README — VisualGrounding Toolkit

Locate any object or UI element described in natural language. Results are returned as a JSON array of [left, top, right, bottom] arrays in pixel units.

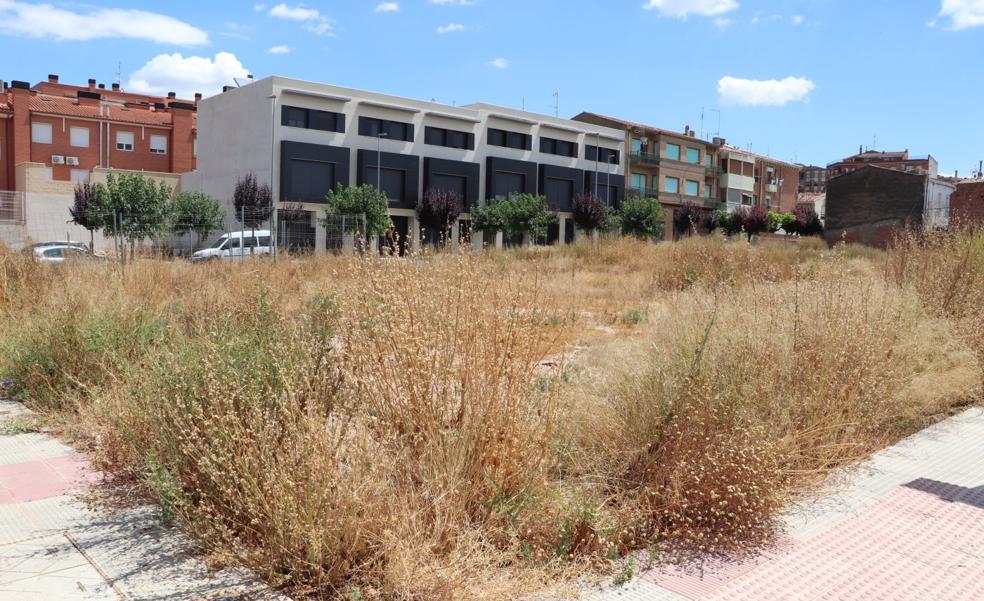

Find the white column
[[409, 216, 420, 253], [473, 230, 484, 251], [558, 216, 567, 245], [451, 221, 460, 253], [495, 231, 503, 250], [313, 211, 326, 255]]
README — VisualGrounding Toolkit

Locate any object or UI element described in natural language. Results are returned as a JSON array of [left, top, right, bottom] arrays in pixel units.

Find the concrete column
[[472, 230, 484, 251], [558, 216, 567, 244], [409, 215, 420, 253], [313, 212, 326, 255], [522, 232, 532, 247], [591, 229, 599, 244], [451, 221, 460, 253], [342, 232, 355, 254], [495, 231, 503, 250]]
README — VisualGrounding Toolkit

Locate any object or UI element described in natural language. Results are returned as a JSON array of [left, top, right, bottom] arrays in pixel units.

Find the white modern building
[[182, 76, 626, 253]]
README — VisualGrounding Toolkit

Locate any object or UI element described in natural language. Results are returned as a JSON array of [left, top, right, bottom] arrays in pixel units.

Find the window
[[282, 106, 308, 128], [765, 195, 772, 208], [665, 143, 680, 161], [766, 166, 776, 184], [705, 154, 712, 167], [32, 122, 52, 144], [685, 180, 699, 196], [665, 177, 680, 193], [705, 185, 713, 198], [741, 193, 753, 206], [424, 126, 475, 150], [630, 173, 647, 193], [70, 169, 89, 184], [652, 175, 659, 190], [492, 171, 525, 200], [358, 116, 413, 142], [224, 236, 241, 250], [539, 136, 577, 158], [150, 135, 167, 155], [488, 128, 531, 150], [116, 131, 134, 151], [631, 138, 642, 154], [585, 145, 620, 164], [70, 127, 89, 148], [686, 147, 700, 164]]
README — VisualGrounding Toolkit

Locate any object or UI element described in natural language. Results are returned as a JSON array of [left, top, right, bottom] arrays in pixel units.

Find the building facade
[[824, 165, 954, 248], [949, 181, 984, 225], [571, 112, 719, 236], [798, 164, 828, 193], [0, 75, 198, 193], [827, 149, 937, 180], [185, 76, 626, 252], [716, 143, 801, 213]]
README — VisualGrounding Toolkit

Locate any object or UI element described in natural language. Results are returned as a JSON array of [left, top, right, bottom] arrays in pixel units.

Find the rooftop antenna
[[233, 74, 255, 88], [700, 107, 705, 139], [115, 61, 122, 86], [522, 96, 525, 111], [553, 91, 558, 117], [710, 108, 721, 137], [872, 133, 877, 150]]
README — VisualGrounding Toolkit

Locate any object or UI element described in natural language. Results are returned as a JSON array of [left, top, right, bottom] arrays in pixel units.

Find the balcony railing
[[629, 151, 660, 165], [705, 165, 723, 177], [628, 186, 659, 199]]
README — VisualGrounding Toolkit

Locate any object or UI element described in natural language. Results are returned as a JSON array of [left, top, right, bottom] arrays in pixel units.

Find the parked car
[[26, 243, 104, 263], [191, 230, 272, 263]]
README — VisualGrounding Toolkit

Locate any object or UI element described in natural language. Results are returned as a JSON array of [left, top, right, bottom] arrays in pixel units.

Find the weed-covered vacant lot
[[1, 230, 982, 600]]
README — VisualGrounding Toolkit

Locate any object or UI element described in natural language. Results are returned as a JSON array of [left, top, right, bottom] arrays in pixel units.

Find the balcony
[[705, 164, 723, 177], [766, 183, 778, 193], [630, 151, 660, 165], [656, 192, 722, 209], [628, 186, 659, 199]]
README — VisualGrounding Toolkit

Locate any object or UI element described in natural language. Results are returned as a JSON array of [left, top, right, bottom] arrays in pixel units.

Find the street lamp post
[[267, 94, 277, 260], [606, 154, 617, 207], [594, 131, 600, 199]]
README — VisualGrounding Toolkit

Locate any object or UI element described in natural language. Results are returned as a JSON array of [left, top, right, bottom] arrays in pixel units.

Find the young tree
[[417, 188, 463, 246], [323, 184, 391, 239], [470, 200, 505, 244], [673, 202, 703, 238], [100, 172, 173, 260], [69, 182, 106, 251], [735, 205, 770, 241], [496, 193, 554, 243], [170, 191, 225, 248], [767, 210, 796, 234], [619, 196, 665, 240], [233, 172, 273, 228], [571, 192, 606, 232]]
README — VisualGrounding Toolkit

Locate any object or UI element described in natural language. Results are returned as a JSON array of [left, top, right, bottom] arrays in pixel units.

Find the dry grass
[[0, 232, 979, 599]]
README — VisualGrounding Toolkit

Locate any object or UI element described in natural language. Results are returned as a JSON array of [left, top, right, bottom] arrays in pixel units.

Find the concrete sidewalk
[[0, 398, 287, 601], [587, 407, 984, 601]]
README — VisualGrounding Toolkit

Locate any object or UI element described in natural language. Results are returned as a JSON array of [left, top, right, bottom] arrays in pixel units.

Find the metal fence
[[0, 191, 25, 224], [0, 205, 366, 261]]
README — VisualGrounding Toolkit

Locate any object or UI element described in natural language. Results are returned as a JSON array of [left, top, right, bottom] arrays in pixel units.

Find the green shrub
[[619, 197, 665, 240]]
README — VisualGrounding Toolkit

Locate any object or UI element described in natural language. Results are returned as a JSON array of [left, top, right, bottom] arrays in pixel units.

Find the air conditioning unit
[[51, 155, 65, 164], [65, 156, 79, 166]]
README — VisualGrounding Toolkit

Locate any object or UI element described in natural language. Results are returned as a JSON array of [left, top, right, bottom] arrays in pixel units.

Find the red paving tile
[[639, 485, 984, 600], [0, 453, 100, 504]]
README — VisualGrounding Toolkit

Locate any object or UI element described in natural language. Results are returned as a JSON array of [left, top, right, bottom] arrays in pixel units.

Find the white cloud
[[375, 2, 399, 12], [642, 0, 738, 18], [127, 52, 249, 99], [791, 14, 804, 25], [268, 3, 333, 35], [437, 22, 466, 33], [713, 17, 733, 30], [937, 0, 984, 30], [0, 0, 207, 45], [429, 0, 476, 5], [717, 76, 815, 107], [268, 45, 291, 54], [487, 58, 509, 69]]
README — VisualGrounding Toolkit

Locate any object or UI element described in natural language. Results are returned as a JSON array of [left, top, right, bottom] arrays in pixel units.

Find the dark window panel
[[282, 105, 308, 128], [493, 172, 524, 199], [285, 159, 335, 202], [359, 116, 383, 137], [310, 110, 345, 133], [488, 128, 506, 147]]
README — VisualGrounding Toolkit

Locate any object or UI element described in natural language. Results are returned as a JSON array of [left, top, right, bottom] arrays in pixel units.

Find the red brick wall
[[105, 123, 172, 174], [0, 118, 10, 191], [950, 182, 984, 225]]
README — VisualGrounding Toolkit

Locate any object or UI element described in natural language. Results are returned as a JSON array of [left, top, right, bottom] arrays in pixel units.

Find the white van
[[191, 230, 272, 263]]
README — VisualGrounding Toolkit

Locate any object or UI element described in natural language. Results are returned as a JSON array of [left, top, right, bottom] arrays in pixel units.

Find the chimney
[[194, 92, 202, 105], [112, 82, 120, 92], [9, 81, 32, 168], [223, 85, 234, 92], [47, 74, 59, 84], [88, 78, 96, 91], [167, 91, 176, 99], [98, 83, 105, 89], [77, 90, 101, 106], [169, 102, 196, 173]]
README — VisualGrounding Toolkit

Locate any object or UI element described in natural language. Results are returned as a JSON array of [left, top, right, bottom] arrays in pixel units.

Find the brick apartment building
[[716, 143, 801, 213], [827, 148, 937, 180], [0, 75, 198, 193], [571, 113, 721, 235], [798, 164, 828, 193]]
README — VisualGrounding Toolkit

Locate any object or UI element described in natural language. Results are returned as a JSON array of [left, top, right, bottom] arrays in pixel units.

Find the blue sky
[[1, 0, 982, 172]]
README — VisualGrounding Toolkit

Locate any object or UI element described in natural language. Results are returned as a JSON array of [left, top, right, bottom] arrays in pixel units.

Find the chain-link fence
[[0, 205, 366, 262]]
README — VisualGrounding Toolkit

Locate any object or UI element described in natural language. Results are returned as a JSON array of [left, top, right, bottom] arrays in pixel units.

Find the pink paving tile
[[701, 484, 984, 601], [0, 453, 100, 504], [641, 535, 798, 599]]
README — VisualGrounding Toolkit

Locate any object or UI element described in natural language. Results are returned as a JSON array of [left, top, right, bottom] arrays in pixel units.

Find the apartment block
[[798, 164, 828, 193], [0, 74, 198, 193], [827, 148, 937, 179], [186, 76, 626, 252], [571, 113, 720, 235], [717, 142, 801, 213]]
